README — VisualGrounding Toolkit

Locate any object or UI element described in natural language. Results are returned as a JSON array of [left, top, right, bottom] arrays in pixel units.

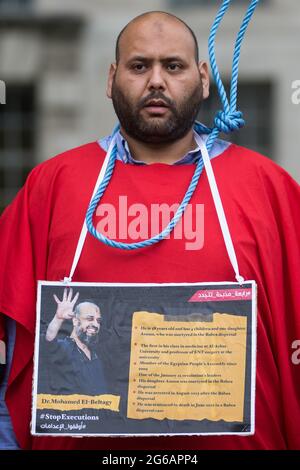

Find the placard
[[32, 281, 256, 437]]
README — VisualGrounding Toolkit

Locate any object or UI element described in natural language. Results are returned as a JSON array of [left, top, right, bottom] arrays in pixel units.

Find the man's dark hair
[[115, 11, 199, 63]]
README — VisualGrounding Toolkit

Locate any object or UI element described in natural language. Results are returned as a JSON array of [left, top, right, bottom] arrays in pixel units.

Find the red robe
[[0, 141, 300, 450]]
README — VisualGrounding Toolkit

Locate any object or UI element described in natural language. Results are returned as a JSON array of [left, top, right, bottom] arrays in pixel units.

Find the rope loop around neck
[[85, 1, 261, 251]]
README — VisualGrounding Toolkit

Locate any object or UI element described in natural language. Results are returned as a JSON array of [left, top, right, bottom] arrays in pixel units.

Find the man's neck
[[120, 128, 197, 165], [70, 332, 91, 360]]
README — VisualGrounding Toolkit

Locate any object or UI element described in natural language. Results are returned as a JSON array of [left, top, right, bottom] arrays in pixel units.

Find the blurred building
[[0, 0, 299, 212]]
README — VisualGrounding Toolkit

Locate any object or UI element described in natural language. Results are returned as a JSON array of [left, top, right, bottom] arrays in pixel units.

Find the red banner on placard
[[189, 288, 252, 302]]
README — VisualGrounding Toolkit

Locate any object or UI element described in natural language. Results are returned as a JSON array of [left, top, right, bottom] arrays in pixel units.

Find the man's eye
[[168, 63, 182, 71], [132, 63, 146, 71]]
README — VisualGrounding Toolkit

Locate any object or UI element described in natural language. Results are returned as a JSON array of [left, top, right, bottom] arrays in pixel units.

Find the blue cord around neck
[[86, 0, 260, 250]]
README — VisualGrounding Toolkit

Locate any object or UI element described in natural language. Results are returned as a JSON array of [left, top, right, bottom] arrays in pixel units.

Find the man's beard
[[76, 326, 99, 350], [111, 79, 203, 144]]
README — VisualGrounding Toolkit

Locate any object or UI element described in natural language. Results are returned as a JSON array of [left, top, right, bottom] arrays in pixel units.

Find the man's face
[[107, 15, 209, 144], [74, 303, 101, 349]]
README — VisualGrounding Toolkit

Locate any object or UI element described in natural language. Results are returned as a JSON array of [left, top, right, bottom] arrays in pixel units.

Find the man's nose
[[91, 319, 99, 328], [147, 65, 166, 91]]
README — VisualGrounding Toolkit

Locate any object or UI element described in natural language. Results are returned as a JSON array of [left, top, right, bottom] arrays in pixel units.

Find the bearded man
[[42, 289, 107, 396], [0, 11, 299, 450]]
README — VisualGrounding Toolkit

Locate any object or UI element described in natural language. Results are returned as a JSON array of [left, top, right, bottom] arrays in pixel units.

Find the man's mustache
[[138, 93, 175, 110], [86, 326, 99, 334]]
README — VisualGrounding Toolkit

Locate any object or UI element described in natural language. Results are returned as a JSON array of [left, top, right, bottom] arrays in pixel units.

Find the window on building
[[0, 84, 36, 213], [199, 81, 273, 158], [0, 0, 32, 10]]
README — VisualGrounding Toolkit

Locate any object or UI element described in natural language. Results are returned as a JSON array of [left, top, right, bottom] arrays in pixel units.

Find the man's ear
[[107, 63, 117, 99], [198, 61, 210, 100], [72, 316, 78, 327]]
